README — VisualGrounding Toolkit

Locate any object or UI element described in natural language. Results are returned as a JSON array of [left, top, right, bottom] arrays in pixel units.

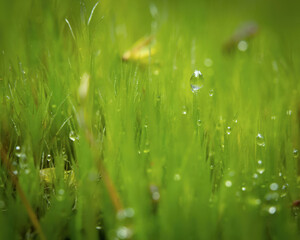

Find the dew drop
[[270, 183, 279, 191], [69, 131, 78, 142], [225, 180, 232, 188], [237, 40, 248, 52], [226, 126, 231, 135], [253, 173, 258, 179], [15, 146, 21, 157], [174, 174, 181, 181], [204, 58, 213, 67], [150, 185, 160, 201], [56, 189, 65, 201], [116, 226, 132, 239], [190, 70, 204, 93], [242, 187, 246, 191], [152, 191, 160, 201], [257, 160, 263, 165], [257, 167, 265, 174], [268, 206, 277, 214], [209, 89, 214, 97], [293, 149, 299, 158], [117, 208, 135, 220], [197, 119, 202, 127], [181, 105, 188, 115], [47, 154, 52, 162], [256, 133, 265, 147], [286, 110, 292, 116]]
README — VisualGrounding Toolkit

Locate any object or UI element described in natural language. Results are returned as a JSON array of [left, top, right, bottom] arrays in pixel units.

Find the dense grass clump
[[0, 0, 300, 239]]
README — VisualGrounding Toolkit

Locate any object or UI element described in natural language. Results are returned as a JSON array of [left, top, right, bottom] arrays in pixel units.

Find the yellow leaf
[[122, 35, 156, 62], [39, 168, 75, 186]]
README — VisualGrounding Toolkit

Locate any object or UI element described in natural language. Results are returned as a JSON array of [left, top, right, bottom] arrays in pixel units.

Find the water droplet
[[56, 189, 65, 201], [286, 110, 292, 116], [253, 173, 258, 179], [174, 174, 181, 181], [226, 126, 231, 135], [242, 187, 246, 191], [237, 40, 248, 52], [152, 191, 160, 201], [256, 133, 265, 147], [209, 89, 214, 97], [197, 119, 202, 127], [271, 115, 276, 120], [257, 167, 265, 174], [117, 208, 135, 220], [15, 146, 21, 157], [293, 149, 299, 158], [116, 226, 132, 239], [69, 131, 78, 142], [204, 58, 213, 67], [150, 185, 160, 201], [270, 183, 279, 191], [225, 180, 232, 188], [47, 154, 52, 162], [265, 192, 279, 201], [96, 226, 102, 230], [257, 160, 263, 165], [268, 206, 277, 214], [12, 170, 18, 176], [190, 70, 204, 93]]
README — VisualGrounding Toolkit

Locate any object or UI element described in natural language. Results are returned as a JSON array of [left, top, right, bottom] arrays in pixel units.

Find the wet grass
[[0, 0, 300, 239]]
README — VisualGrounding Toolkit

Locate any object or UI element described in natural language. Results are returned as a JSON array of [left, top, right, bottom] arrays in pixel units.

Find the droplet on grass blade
[[69, 131, 79, 142], [116, 226, 133, 239], [293, 149, 299, 158], [268, 206, 277, 214], [270, 183, 279, 191], [237, 40, 248, 52], [46, 154, 52, 162], [225, 180, 232, 187], [204, 58, 213, 67], [174, 174, 181, 181], [190, 70, 204, 93], [15, 146, 21, 157], [256, 133, 265, 147], [226, 126, 231, 135]]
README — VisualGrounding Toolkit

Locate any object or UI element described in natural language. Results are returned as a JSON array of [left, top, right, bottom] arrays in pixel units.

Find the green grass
[[1, 0, 300, 239]]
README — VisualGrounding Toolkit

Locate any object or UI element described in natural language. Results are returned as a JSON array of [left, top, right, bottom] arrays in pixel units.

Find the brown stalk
[[79, 107, 123, 212], [0, 148, 46, 240]]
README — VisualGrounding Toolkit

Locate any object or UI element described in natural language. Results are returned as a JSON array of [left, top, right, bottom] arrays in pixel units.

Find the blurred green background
[[0, 0, 300, 239]]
